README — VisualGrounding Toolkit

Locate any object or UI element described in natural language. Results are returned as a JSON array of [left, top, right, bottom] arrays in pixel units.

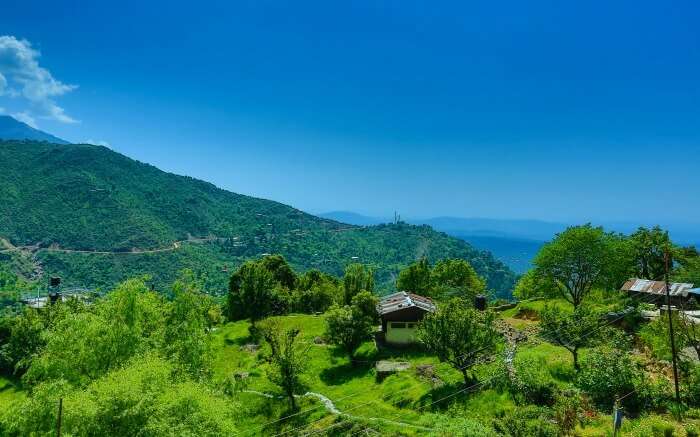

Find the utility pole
[[664, 248, 681, 416], [56, 397, 63, 437]]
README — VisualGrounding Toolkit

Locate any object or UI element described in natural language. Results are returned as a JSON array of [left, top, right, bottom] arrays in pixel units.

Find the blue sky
[[1, 0, 699, 224]]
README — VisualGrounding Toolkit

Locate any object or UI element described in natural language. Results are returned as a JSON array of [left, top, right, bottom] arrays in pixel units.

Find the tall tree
[[417, 298, 499, 385], [259, 320, 310, 411], [396, 257, 432, 296], [227, 261, 277, 324], [324, 291, 378, 362], [533, 224, 614, 308], [342, 264, 374, 305], [539, 305, 600, 371], [629, 226, 672, 280], [260, 255, 297, 290], [431, 258, 486, 301], [165, 270, 214, 379]]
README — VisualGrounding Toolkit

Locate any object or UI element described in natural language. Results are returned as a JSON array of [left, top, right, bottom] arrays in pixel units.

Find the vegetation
[[0, 140, 517, 296], [324, 291, 378, 361], [417, 298, 499, 385]]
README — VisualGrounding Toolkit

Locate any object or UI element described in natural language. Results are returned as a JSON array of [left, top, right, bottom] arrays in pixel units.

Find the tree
[[417, 298, 499, 385], [512, 270, 557, 301], [342, 264, 374, 305], [539, 305, 600, 371], [164, 271, 214, 379], [431, 259, 485, 301], [397, 257, 432, 296], [259, 320, 310, 411], [629, 226, 672, 280], [260, 254, 297, 290], [533, 225, 614, 309], [227, 261, 277, 324], [324, 291, 378, 362]]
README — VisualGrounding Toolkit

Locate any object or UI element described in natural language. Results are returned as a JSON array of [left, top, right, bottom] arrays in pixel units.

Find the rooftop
[[621, 278, 695, 297], [378, 291, 436, 316]]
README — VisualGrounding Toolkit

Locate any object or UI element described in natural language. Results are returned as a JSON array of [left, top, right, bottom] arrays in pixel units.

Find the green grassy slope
[[0, 140, 517, 295]]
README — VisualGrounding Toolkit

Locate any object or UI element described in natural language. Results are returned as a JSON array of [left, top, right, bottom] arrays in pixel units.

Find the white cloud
[[0, 35, 78, 126], [12, 111, 37, 128], [84, 139, 111, 147]]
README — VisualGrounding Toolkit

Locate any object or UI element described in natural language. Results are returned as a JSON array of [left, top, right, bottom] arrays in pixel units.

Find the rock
[[313, 336, 326, 345], [376, 360, 411, 381], [233, 371, 249, 380], [241, 343, 259, 353], [415, 364, 435, 378]]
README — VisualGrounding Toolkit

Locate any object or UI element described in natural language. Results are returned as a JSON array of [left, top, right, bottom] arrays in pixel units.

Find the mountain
[[0, 115, 68, 144], [0, 140, 517, 297]]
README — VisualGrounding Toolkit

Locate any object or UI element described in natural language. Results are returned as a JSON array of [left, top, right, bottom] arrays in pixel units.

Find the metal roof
[[377, 291, 436, 316], [621, 278, 695, 297]]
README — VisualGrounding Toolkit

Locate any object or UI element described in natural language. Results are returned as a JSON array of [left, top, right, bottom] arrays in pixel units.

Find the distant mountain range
[[0, 140, 517, 297], [0, 115, 68, 144], [319, 211, 700, 273]]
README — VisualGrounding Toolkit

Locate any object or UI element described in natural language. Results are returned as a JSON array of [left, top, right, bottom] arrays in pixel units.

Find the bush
[[553, 389, 587, 435], [429, 414, 498, 436], [492, 405, 558, 437], [511, 355, 558, 406], [685, 364, 700, 407], [576, 347, 637, 411]]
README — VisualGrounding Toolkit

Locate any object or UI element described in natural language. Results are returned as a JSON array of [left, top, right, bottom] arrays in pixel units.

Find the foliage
[[259, 319, 310, 410], [227, 260, 278, 323], [539, 304, 601, 371], [629, 226, 673, 280], [290, 270, 339, 313], [428, 414, 498, 436], [533, 224, 622, 308], [0, 140, 518, 296], [342, 263, 374, 305], [164, 270, 214, 379], [397, 257, 433, 296], [0, 355, 239, 436], [576, 346, 639, 411], [431, 258, 485, 301], [492, 405, 558, 437], [324, 291, 378, 360], [553, 389, 586, 436], [417, 298, 499, 385], [23, 279, 167, 387], [510, 355, 558, 405], [512, 270, 557, 301]]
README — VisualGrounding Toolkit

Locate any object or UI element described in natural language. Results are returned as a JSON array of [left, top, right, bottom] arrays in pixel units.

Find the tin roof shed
[[621, 278, 695, 297]]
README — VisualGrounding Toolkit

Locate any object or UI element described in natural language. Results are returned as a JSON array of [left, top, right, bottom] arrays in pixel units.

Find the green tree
[[259, 320, 310, 411], [512, 270, 558, 301], [227, 261, 277, 324], [417, 298, 499, 385], [324, 291, 379, 362], [260, 254, 297, 290], [342, 263, 374, 305], [533, 224, 615, 309], [630, 226, 672, 280], [164, 271, 214, 379], [539, 305, 600, 371], [431, 258, 485, 301], [397, 257, 433, 296]]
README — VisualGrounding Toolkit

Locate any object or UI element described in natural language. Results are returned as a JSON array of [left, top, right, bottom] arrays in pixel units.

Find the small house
[[377, 291, 436, 345], [621, 278, 695, 307]]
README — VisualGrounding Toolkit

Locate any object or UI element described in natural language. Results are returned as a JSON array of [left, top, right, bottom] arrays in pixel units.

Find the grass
[[0, 375, 26, 409], [211, 313, 497, 435]]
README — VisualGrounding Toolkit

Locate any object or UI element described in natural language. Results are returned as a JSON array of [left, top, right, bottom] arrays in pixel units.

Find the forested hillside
[[0, 140, 516, 295]]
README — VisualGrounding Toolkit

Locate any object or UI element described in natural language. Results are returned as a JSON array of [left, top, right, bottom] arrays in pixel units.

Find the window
[[407, 323, 415, 328], [391, 322, 406, 329]]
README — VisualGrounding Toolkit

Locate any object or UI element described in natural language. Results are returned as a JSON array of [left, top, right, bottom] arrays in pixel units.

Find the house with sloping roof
[[621, 278, 695, 306], [377, 291, 436, 345]]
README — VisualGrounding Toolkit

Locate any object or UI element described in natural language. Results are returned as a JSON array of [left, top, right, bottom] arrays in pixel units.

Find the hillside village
[[2, 221, 700, 436]]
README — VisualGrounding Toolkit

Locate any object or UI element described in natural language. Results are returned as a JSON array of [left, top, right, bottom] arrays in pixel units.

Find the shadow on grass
[[416, 380, 471, 412], [320, 362, 373, 385]]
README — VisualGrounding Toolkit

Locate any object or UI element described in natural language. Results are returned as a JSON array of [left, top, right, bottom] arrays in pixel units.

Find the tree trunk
[[572, 348, 579, 372], [461, 368, 474, 387], [288, 391, 297, 411]]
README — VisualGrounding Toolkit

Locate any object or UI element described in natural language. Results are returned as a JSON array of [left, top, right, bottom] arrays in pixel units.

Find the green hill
[[0, 140, 517, 296]]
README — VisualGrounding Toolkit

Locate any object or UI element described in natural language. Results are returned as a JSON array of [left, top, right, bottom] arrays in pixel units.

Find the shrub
[[429, 415, 498, 436], [492, 405, 558, 437], [576, 347, 638, 411], [553, 389, 586, 436], [511, 355, 558, 406]]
